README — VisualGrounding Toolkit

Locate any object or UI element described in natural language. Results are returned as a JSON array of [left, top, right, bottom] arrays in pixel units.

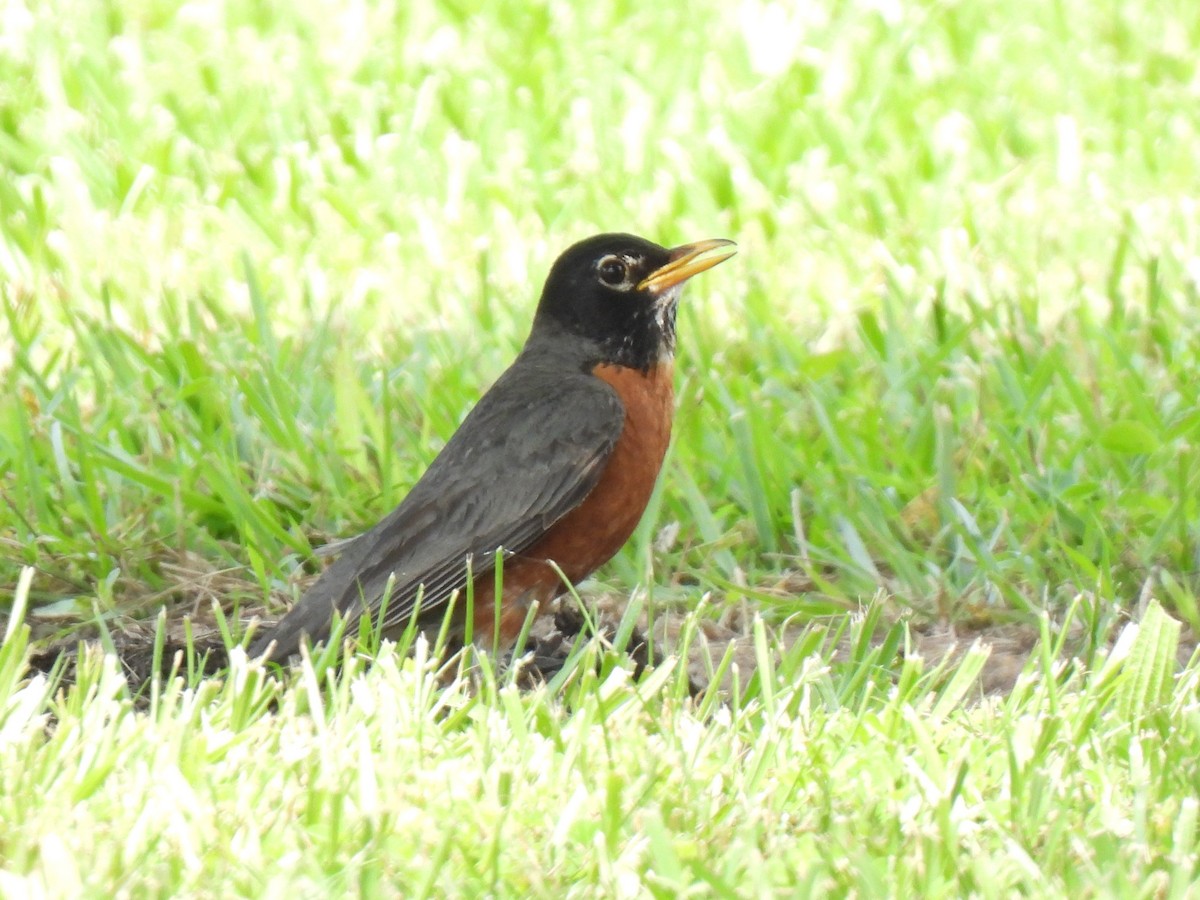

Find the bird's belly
[[470, 362, 674, 642], [533, 361, 674, 577]]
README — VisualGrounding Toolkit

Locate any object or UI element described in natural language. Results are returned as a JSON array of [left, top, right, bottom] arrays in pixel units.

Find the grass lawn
[[3, 0, 1200, 894]]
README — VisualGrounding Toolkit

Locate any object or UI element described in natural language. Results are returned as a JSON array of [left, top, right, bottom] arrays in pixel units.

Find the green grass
[[2, 578, 1198, 895], [3, 0, 1200, 893]]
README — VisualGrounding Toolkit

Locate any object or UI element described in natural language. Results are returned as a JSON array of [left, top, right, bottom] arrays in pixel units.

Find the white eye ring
[[596, 254, 633, 289]]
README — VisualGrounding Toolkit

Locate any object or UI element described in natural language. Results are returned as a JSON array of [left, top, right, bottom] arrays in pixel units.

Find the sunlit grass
[[2, 571, 1198, 895], [4, 0, 1200, 628]]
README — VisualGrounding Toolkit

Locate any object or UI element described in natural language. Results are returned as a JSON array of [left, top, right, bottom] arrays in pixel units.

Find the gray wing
[[251, 363, 624, 661]]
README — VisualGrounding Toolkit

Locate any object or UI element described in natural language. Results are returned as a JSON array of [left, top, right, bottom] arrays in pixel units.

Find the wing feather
[[252, 362, 623, 661]]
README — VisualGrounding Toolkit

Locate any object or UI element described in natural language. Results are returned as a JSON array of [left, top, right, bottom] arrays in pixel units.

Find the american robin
[[250, 233, 736, 663]]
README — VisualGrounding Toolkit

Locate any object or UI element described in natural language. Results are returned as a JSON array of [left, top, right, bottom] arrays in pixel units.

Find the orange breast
[[534, 361, 675, 578], [470, 361, 675, 643]]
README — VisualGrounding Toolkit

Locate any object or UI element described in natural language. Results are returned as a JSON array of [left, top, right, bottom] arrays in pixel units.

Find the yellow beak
[[637, 238, 737, 293]]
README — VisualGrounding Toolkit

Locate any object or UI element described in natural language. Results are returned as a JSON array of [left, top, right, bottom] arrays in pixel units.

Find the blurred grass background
[[2, 0, 1200, 636]]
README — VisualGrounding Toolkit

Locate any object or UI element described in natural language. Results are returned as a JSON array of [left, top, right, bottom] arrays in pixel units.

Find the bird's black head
[[532, 233, 736, 372]]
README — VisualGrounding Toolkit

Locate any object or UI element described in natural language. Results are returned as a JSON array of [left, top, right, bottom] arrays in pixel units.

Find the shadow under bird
[[250, 233, 736, 664]]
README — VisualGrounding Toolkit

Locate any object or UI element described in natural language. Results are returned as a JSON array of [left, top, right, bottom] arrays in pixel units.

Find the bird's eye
[[597, 255, 629, 287]]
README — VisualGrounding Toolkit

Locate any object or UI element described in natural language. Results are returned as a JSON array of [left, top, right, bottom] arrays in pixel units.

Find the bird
[[250, 232, 736, 664]]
